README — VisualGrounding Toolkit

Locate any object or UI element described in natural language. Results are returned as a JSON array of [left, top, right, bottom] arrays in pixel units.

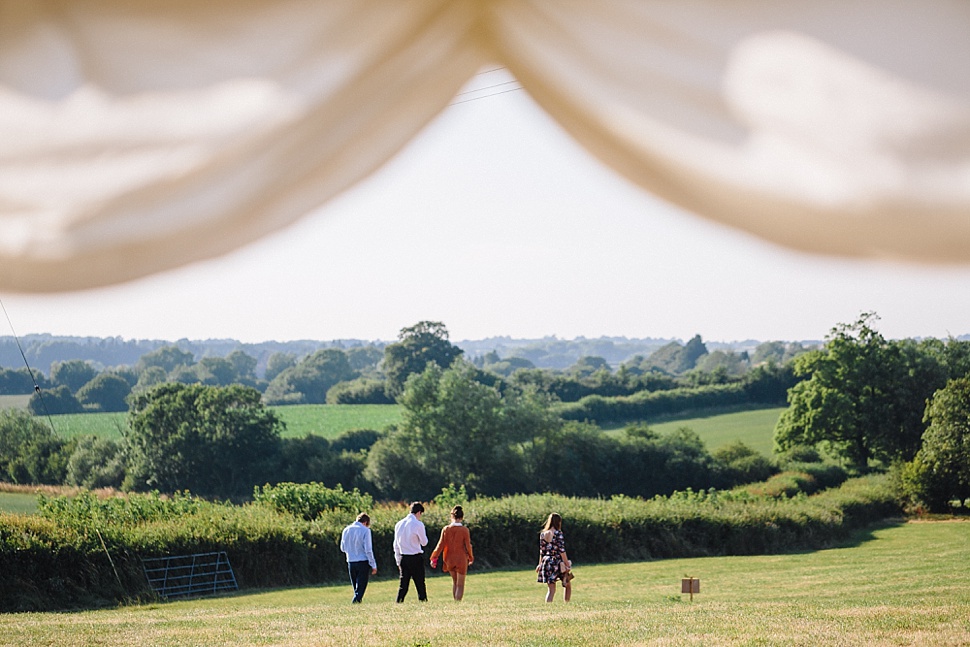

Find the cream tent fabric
[[1, 0, 969, 293]]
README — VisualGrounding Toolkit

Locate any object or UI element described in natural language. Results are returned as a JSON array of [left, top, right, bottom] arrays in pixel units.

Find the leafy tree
[[901, 377, 970, 511], [344, 346, 384, 373], [28, 385, 83, 415], [570, 356, 610, 377], [264, 352, 296, 382], [76, 373, 132, 412], [196, 356, 236, 386], [263, 349, 358, 405], [0, 367, 41, 394], [124, 383, 283, 496], [383, 321, 463, 397], [226, 350, 258, 386], [365, 360, 549, 498], [774, 313, 947, 469], [51, 360, 98, 393], [136, 345, 195, 374], [0, 409, 72, 484], [132, 366, 167, 393], [65, 436, 125, 489], [644, 335, 708, 374]]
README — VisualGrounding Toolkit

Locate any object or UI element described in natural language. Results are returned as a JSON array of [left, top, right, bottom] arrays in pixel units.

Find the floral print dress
[[536, 529, 567, 583]]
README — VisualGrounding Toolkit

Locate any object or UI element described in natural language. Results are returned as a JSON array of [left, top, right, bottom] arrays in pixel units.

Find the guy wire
[[0, 296, 58, 433]]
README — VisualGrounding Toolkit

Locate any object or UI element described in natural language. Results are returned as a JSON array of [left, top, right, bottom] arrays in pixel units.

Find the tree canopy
[[382, 321, 463, 397], [124, 383, 283, 496]]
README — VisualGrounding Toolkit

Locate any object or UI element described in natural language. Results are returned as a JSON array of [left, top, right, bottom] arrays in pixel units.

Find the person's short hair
[[410, 502, 425, 515], [356, 512, 370, 525]]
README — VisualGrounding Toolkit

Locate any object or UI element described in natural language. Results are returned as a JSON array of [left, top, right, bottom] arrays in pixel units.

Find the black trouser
[[348, 560, 371, 603], [397, 553, 426, 602]]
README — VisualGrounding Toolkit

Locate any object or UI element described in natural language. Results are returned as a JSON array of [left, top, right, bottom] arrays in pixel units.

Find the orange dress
[[430, 523, 474, 574]]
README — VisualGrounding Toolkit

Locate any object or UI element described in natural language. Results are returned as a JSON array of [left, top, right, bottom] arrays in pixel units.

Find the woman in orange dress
[[430, 505, 474, 601]]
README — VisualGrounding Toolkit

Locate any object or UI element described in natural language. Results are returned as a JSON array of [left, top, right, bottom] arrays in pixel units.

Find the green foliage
[[65, 436, 126, 489], [365, 361, 555, 498], [0, 474, 900, 612], [558, 383, 750, 424], [382, 321, 463, 398], [76, 373, 131, 412], [253, 482, 374, 520], [775, 313, 951, 469], [433, 483, 469, 509], [325, 378, 393, 404], [124, 383, 283, 497], [0, 409, 74, 484], [713, 441, 776, 484], [263, 349, 358, 405], [29, 385, 83, 415], [51, 360, 98, 393], [136, 345, 195, 374], [900, 377, 970, 511]]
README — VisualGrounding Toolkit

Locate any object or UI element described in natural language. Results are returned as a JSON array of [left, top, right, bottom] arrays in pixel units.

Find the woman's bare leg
[[546, 582, 556, 603], [563, 579, 571, 602], [453, 571, 466, 601]]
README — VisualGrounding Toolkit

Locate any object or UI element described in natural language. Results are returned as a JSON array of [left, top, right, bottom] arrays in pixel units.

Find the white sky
[[3, 71, 970, 346]]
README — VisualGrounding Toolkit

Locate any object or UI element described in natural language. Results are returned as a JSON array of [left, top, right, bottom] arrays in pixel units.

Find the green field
[[0, 492, 38, 515], [272, 404, 402, 439], [0, 520, 965, 646], [36, 404, 776, 453], [602, 406, 784, 456], [41, 404, 404, 442]]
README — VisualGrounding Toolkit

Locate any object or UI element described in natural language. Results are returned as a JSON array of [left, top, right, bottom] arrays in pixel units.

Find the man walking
[[340, 512, 377, 603], [393, 502, 428, 602]]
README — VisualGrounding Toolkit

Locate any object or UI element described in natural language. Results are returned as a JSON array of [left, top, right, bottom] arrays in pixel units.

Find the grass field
[[602, 406, 784, 456], [0, 492, 38, 515], [39, 404, 775, 454], [39, 404, 404, 442], [0, 520, 965, 646]]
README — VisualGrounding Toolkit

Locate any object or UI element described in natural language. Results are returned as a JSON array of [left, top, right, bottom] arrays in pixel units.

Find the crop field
[[39, 404, 404, 442], [0, 520, 966, 646]]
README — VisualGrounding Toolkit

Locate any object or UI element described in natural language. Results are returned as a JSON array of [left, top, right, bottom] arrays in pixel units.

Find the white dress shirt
[[393, 513, 428, 565]]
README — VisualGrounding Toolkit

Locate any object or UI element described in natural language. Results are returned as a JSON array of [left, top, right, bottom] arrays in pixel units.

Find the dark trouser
[[397, 553, 426, 602], [348, 560, 371, 603]]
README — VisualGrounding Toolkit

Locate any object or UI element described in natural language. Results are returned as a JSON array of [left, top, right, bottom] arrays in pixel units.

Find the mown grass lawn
[[2, 520, 966, 646]]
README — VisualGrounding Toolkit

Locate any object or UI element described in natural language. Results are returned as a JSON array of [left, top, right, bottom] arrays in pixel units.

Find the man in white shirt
[[393, 501, 429, 602], [340, 512, 377, 603]]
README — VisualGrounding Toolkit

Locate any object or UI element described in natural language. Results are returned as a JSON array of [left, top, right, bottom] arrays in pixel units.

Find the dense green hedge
[[0, 475, 900, 612], [556, 383, 751, 424]]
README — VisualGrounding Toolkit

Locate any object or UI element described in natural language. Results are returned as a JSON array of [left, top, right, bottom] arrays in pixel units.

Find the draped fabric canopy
[[2, 0, 969, 293]]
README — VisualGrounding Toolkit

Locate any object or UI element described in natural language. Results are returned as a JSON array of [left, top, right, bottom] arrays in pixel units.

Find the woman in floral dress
[[536, 512, 572, 602]]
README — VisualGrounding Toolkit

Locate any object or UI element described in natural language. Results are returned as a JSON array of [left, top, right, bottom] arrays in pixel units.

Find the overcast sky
[[3, 71, 970, 346]]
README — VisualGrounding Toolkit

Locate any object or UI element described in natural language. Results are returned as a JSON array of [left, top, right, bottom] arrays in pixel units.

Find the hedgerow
[[0, 474, 900, 612]]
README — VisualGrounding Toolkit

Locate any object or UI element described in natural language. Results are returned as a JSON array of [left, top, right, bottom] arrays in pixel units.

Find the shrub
[[253, 482, 374, 521]]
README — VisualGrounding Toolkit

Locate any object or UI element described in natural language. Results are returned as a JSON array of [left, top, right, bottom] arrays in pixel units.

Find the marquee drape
[[1, 0, 969, 292]]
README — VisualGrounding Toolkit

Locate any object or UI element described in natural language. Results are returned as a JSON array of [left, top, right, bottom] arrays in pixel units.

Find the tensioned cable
[[0, 296, 57, 432]]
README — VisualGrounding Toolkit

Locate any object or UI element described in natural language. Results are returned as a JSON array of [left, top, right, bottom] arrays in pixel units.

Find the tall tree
[[901, 376, 970, 511], [125, 383, 282, 496], [76, 373, 132, 412], [136, 345, 195, 374], [774, 313, 946, 469], [382, 321, 463, 397], [51, 360, 98, 393]]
